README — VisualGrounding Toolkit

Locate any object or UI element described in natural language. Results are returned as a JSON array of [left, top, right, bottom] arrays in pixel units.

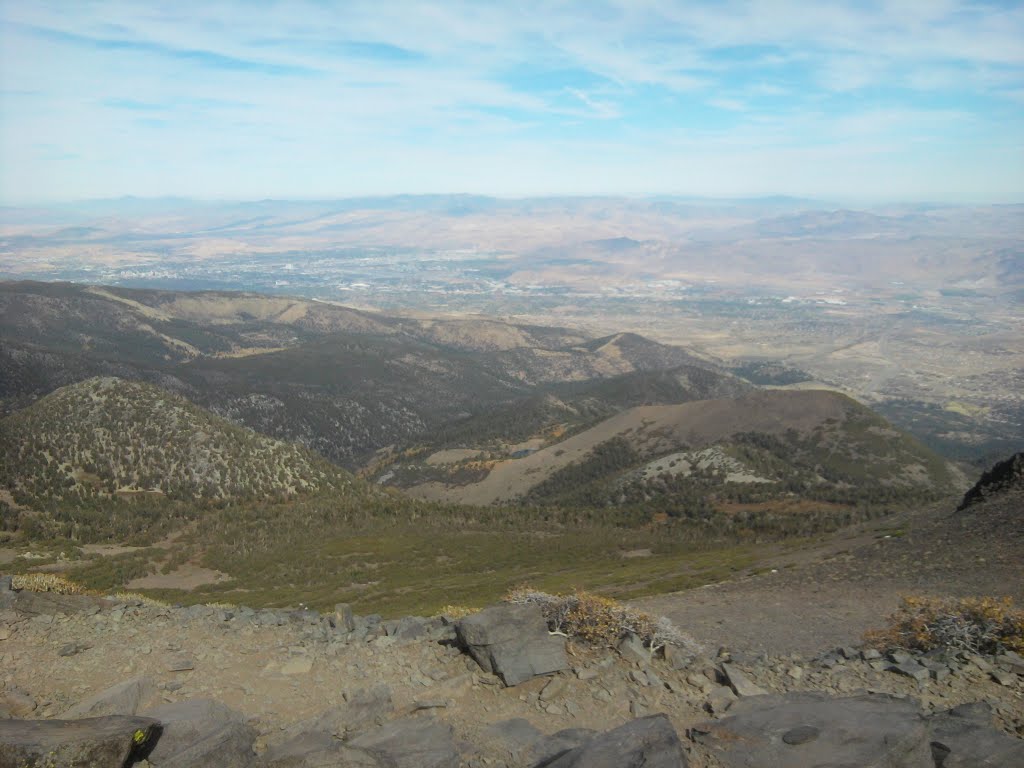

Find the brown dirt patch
[[126, 563, 229, 591]]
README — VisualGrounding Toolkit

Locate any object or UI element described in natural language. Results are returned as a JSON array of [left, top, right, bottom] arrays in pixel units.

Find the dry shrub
[[864, 595, 1024, 655], [504, 585, 701, 656], [11, 573, 90, 595], [436, 604, 477, 620]]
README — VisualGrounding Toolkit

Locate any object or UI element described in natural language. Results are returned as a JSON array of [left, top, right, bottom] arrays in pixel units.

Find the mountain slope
[[1, 281, 739, 466], [398, 390, 962, 508], [0, 376, 352, 508]]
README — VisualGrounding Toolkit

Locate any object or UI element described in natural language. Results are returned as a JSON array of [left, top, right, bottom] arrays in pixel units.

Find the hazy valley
[[3, 196, 1021, 464]]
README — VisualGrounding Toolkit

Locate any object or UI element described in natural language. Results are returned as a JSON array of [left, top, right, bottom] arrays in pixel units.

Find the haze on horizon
[[1, 1, 1023, 205]]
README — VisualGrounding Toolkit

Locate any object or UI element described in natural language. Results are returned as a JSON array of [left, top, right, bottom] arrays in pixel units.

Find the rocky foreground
[[1, 576, 1023, 768]]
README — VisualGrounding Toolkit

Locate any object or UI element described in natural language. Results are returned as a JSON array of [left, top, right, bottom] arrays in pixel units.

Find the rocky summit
[[957, 451, 1024, 511], [1, 578, 1022, 768]]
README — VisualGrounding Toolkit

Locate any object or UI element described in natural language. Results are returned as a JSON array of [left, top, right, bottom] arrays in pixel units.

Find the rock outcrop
[[456, 603, 570, 686], [538, 714, 686, 767], [958, 451, 1024, 510], [0, 715, 159, 768], [0, 582, 1022, 767], [692, 692, 1024, 768]]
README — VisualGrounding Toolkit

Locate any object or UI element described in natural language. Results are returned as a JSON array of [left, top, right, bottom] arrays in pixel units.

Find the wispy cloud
[[13, 22, 321, 77], [0, 1, 1021, 202]]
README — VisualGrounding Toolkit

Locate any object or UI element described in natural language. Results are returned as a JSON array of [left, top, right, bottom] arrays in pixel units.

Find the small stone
[[782, 725, 820, 745], [545, 703, 563, 716], [629, 669, 649, 687], [996, 651, 1024, 675], [687, 673, 711, 691], [58, 642, 87, 657], [413, 699, 449, 710], [787, 666, 804, 680], [861, 648, 882, 661], [891, 661, 929, 682], [617, 633, 649, 665], [964, 654, 993, 673], [281, 657, 313, 675], [888, 650, 913, 665], [662, 643, 693, 670], [990, 669, 1016, 687], [706, 685, 737, 714], [166, 656, 195, 672], [722, 663, 768, 697], [575, 667, 599, 681], [540, 676, 567, 702]]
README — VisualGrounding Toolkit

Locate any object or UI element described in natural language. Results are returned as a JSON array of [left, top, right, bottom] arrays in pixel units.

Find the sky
[[1, 1, 1022, 204]]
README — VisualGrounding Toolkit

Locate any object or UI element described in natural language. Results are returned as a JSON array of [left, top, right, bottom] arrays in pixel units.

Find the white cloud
[[1, 1, 1022, 202]]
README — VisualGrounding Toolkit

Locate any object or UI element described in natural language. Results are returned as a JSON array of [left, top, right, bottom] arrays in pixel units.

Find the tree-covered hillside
[[0, 376, 352, 507]]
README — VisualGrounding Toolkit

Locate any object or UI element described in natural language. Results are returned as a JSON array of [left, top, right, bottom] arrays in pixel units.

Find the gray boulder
[[0, 715, 159, 767], [691, 692, 933, 768], [280, 685, 393, 744], [528, 728, 599, 765], [386, 615, 450, 642], [142, 698, 256, 767], [0, 589, 109, 616], [456, 604, 569, 686], [534, 714, 686, 768], [482, 718, 545, 763], [721, 663, 767, 697], [63, 675, 153, 719], [333, 603, 356, 632], [928, 703, 1024, 767], [347, 716, 460, 768], [261, 736, 376, 768]]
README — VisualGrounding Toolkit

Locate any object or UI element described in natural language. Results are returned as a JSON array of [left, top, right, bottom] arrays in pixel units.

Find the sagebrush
[[504, 585, 702, 657], [11, 573, 90, 595], [864, 595, 1024, 655]]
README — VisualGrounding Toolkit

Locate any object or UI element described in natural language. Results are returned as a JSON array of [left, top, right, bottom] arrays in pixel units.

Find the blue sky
[[1, 1, 1022, 203]]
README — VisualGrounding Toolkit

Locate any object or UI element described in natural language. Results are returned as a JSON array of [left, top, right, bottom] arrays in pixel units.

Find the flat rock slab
[[457, 604, 568, 686], [691, 692, 933, 768], [348, 716, 460, 768], [929, 709, 1024, 767], [142, 698, 256, 768], [537, 714, 686, 768], [0, 590, 111, 616], [0, 715, 159, 768], [721, 663, 768, 697], [63, 675, 152, 719]]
